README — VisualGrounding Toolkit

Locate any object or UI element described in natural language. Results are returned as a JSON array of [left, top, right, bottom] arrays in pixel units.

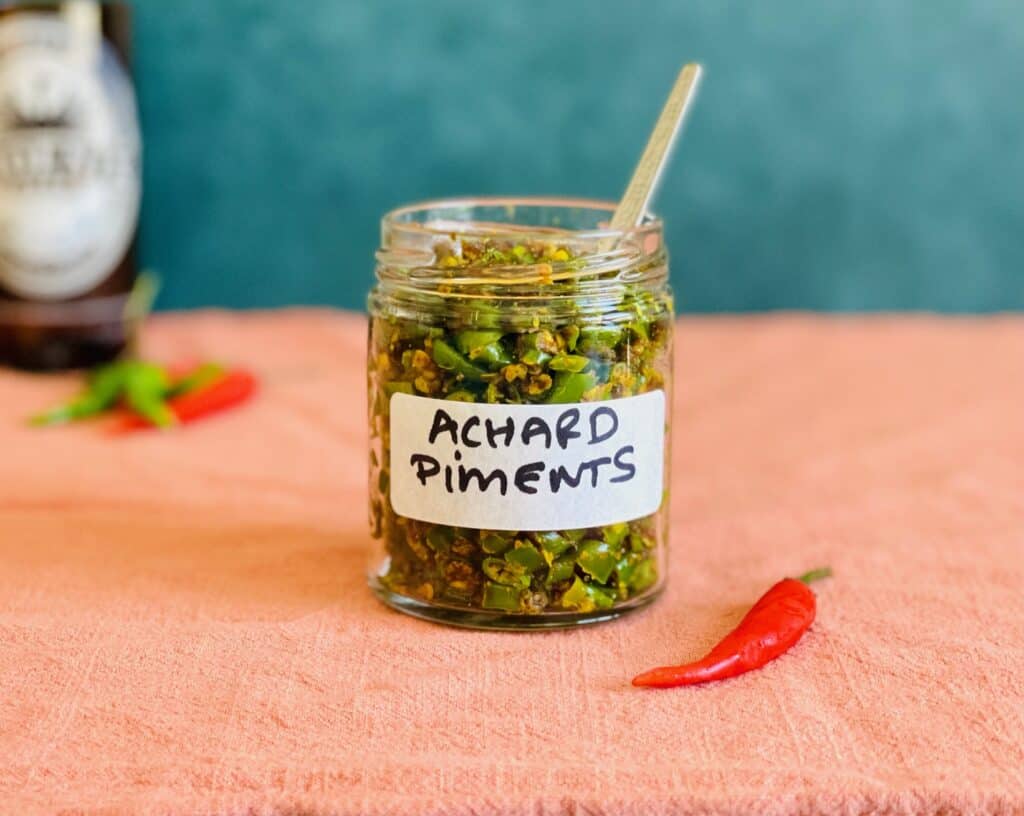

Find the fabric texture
[[0, 310, 1022, 816]]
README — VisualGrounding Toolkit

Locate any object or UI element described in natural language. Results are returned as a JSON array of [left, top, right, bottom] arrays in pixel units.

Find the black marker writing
[[412, 406, 637, 496], [589, 406, 618, 445]]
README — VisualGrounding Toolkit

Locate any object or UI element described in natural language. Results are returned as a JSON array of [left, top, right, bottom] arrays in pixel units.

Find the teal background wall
[[134, 1, 1024, 313]]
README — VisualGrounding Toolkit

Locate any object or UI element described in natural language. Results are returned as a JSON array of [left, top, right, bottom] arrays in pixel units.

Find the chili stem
[[796, 566, 833, 585]]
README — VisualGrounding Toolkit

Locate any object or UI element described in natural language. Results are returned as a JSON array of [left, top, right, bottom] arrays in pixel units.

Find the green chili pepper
[[481, 532, 513, 555], [168, 363, 225, 397], [561, 577, 615, 612], [426, 526, 454, 553], [560, 325, 580, 352], [482, 582, 522, 611], [576, 326, 622, 354], [452, 330, 509, 368], [613, 554, 658, 595], [482, 558, 531, 588], [534, 530, 572, 559], [547, 354, 589, 373], [614, 556, 637, 592], [545, 370, 597, 404], [430, 338, 488, 382], [602, 523, 630, 549], [29, 361, 129, 426], [474, 343, 513, 368], [577, 539, 617, 583], [545, 555, 576, 586], [518, 331, 557, 366], [627, 320, 650, 341], [383, 381, 415, 396], [511, 244, 536, 264], [449, 300, 504, 330], [504, 541, 546, 572], [627, 558, 658, 592], [453, 330, 502, 354], [397, 323, 444, 341], [123, 363, 176, 428]]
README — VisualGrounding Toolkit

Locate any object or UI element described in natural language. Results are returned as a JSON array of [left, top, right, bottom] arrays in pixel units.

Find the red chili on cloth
[[633, 568, 830, 688], [114, 368, 258, 431], [0, 310, 1022, 815]]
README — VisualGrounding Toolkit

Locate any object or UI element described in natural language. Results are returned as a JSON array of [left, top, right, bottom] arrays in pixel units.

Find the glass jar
[[367, 197, 673, 630]]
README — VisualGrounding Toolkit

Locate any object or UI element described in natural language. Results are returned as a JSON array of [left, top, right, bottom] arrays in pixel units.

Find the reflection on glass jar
[[367, 198, 673, 630]]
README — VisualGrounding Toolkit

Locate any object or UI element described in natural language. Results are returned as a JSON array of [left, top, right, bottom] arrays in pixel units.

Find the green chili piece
[[397, 322, 442, 341], [472, 343, 512, 368], [626, 318, 650, 341], [545, 555, 576, 586], [577, 539, 617, 583], [547, 354, 589, 373], [445, 389, 477, 402], [482, 557, 531, 588], [484, 380, 502, 403], [615, 555, 638, 589], [602, 523, 630, 550], [628, 532, 650, 553], [583, 383, 613, 402], [504, 541, 546, 572], [449, 299, 503, 330], [450, 531, 476, 558], [518, 330, 558, 367], [628, 558, 658, 592], [534, 530, 572, 559], [454, 329, 503, 355], [430, 338, 488, 382], [441, 580, 477, 604], [383, 381, 415, 396], [454, 330, 511, 369], [544, 371, 597, 404], [481, 532, 513, 555], [511, 244, 536, 264], [576, 326, 622, 354], [426, 526, 454, 553], [560, 577, 615, 612], [482, 582, 523, 611], [520, 348, 550, 366]]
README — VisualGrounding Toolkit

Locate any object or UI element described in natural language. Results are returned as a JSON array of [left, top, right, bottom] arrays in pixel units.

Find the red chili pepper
[[115, 368, 258, 431], [632, 567, 832, 689]]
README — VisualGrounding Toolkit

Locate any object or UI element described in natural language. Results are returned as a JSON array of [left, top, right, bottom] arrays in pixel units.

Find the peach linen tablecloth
[[1, 310, 1022, 816]]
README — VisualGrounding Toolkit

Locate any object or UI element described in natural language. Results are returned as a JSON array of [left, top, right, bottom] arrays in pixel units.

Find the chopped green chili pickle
[[367, 199, 673, 629]]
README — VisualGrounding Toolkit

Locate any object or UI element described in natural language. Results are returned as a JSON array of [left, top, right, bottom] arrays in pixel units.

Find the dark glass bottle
[[0, 1, 140, 370]]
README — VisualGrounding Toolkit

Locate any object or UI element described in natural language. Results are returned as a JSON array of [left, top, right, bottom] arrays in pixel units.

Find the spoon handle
[[609, 63, 703, 233]]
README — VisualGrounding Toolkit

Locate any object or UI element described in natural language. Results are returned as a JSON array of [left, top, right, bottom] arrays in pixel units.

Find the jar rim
[[381, 196, 663, 244], [376, 196, 667, 296]]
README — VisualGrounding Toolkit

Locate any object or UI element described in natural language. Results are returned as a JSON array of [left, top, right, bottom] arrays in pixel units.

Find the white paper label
[[0, 15, 141, 300], [389, 391, 666, 531]]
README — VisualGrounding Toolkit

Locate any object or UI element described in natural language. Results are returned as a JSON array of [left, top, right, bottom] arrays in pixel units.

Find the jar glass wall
[[367, 198, 673, 630]]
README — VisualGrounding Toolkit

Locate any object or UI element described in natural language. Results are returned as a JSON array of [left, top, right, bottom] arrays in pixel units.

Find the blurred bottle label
[[0, 13, 140, 300]]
